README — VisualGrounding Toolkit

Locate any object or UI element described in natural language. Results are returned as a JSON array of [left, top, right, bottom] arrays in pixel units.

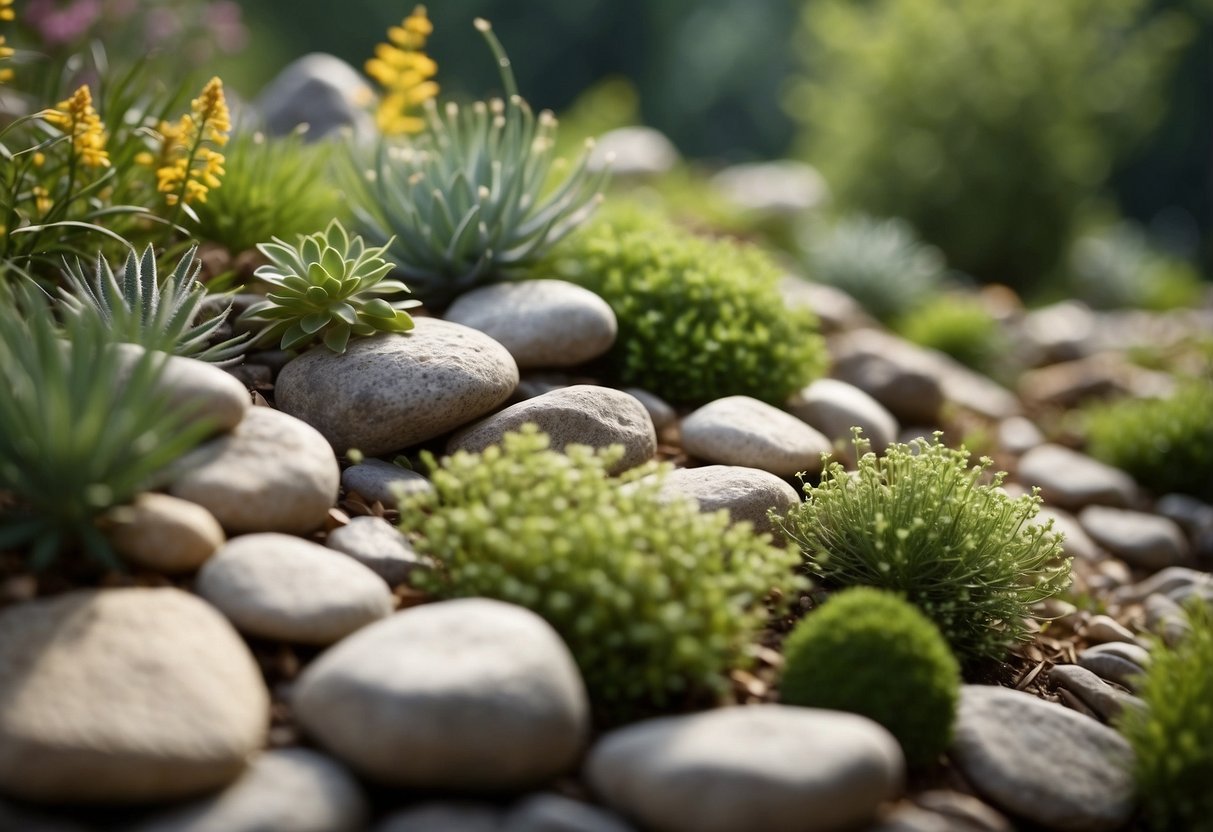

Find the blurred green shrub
[[789, 0, 1192, 292], [1067, 222, 1204, 310], [895, 294, 1007, 376]]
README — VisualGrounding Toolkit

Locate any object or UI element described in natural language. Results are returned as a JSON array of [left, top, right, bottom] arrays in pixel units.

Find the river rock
[[197, 533, 394, 645], [1017, 444, 1138, 510], [787, 378, 899, 457], [256, 53, 374, 139], [169, 406, 339, 534], [505, 793, 636, 832], [294, 598, 589, 790], [948, 685, 1135, 831], [341, 458, 434, 507], [681, 396, 832, 477], [1048, 665, 1142, 723], [448, 385, 656, 474], [445, 280, 617, 369], [117, 343, 249, 434], [656, 465, 799, 535], [0, 588, 268, 803], [1078, 506, 1188, 571], [327, 516, 431, 586], [588, 127, 679, 176], [276, 322, 519, 456], [586, 705, 903, 832], [104, 492, 224, 573]]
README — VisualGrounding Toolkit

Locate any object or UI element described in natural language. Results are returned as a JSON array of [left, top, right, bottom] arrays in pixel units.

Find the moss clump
[[1084, 381, 1213, 501], [399, 426, 802, 720], [1117, 600, 1213, 831], [895, 294, 1006, 375], [780, 587, 960, 766], [544, 204, 827, 405], [774, 432, 1071, 662]]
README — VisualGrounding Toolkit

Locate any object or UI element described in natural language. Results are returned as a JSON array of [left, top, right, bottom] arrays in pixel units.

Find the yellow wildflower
[[0, 36, 13, 85], [32, 186, 51, 214], [0, 0, 13, 22], [32, 152, 45, 167], [365, 5, 438, 135], [150, 77, 230, 206], [43, 85, 110, 169]]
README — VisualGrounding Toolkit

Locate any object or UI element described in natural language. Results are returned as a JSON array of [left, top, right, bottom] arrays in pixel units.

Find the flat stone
[[169, 406, 339, 534], [505, 794, 636, 832], [1017, 444, 1138, 510], [129, 748, 367, 832], [295, 598, 589, 790], [448, 385, 656, 475], [586, 705, 903, 832], [656, 465, 800, 536], [949, 685, 1135, 831], [117, 343, 249, 434], [276, 322, 519, 457], [256, 53, 375, 140], [1082, 641, 1152, 666], [681, 396, 832, 477], [376, 803, 506, 832], [327, 516, 431, 587], [197, 533, 394, 645], [0, 588, 268, 803], [1113, 566, 1213, 605], [787, 378, 899, 458], [997, 416, 1044, 455], [341, 459, 434, 507], [445, 280, 617, 369], [1078, 505, 1188, 570], [1048, 665, 1141, 723], [104, 492, 224, 573]]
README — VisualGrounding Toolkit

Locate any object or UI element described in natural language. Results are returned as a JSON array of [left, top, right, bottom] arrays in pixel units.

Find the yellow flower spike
[[0, 0, 13, 22], [43, 85, 110, 169], [152, 77, 231, 207], [32, 186, 51, 214], [366, 5, 437, 136]]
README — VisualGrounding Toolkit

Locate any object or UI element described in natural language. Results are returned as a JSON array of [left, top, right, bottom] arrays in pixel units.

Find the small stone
[[275, 322, 519, 456], [197, 533, 394, 645], [681, 396, 832, 477], [0, 588, 268, 803], [1143, 593, 1192, 646], [256, 53, 374, 139], [448, 385, 656, 475], [1082, 642, 1151, 666], [588, 126, 678, 176], [949, 685, 1134, 831], [1034, 507, 1102, 562], [294, 598, 589, 790], [1078, 505, 1188, 570], [445, 280, 617, 369], [913, 790, 1013, 832], [341, 459, 434, 507], [169, 406, 340, 535], [1114, 566, 1213, 605], [623, 388, 677, 432], [997, 416, 1044, 455], [1018, 444, 1138, 510], [327, 516, 430, 586], [1083, 615, 1138, 646], [117, 343, 249, 434], [1155, 493, 1213, 537], [656, 465, 800, 536], [104, 493, 224, 573], [586, 705, 903, 832], [376, 803, 506, 832], [710, 160, 828, 215], [505, 794, 636, 832], [129, 749, 368, 832], [1018, 354, 1175, 409], [829, 330, 945, 424], [780, 278, 875, 334], [1048, 665, 1142, 723], [1019, 301, 1095, 364], [1076, 649, 1147, 692], [787, 378, 899, 457]]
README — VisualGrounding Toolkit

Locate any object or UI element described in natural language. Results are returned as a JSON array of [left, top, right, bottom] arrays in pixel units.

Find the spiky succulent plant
[[345, 18, 608, 308], [59, 245, 247, 364], [241, 219, 420, 354]]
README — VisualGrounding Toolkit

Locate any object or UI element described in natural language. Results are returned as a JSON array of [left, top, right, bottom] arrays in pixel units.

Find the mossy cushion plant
[[774, 431, 1071, 662], [780, 587, 960, 767], [1117, 599, 1213, 831], [894, 294, 1006, 376], [398, 425, 802, 721], [1083, 380, 1213, 501], [544, 203, 827, 405]]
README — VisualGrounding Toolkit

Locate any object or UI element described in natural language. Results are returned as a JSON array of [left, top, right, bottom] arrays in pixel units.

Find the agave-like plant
[[0, 279, 213, 568], [345, 18, 608, 308], [241, 218, 421, 354], [59, 244, 248, 364]]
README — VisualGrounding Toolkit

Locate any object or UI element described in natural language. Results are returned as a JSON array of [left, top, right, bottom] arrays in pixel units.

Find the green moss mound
[[544, 204, 827, 405], [774, 432, 1071, 662], [1117, 600, 1213, 831], [895, 294, 1006, 376], [1084, 381, 1213, 501], [780, 587, 960, 766], [399, 426, 802, 721]]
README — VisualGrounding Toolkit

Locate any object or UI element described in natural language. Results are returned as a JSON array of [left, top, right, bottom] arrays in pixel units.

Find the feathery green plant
[[1117, 599, 1213, 831], [345, 18, 608, 308], [0, 280, 213, 568], [241, 218, 420, 354], [59, 244, 247, 364], [774, 431, 1071, 662], [399, 425, 802, 721], [780, 587, 960, 767]]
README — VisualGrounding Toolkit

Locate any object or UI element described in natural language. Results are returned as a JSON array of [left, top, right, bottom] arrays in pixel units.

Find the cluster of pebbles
[[0, 269, 1210, 832]]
